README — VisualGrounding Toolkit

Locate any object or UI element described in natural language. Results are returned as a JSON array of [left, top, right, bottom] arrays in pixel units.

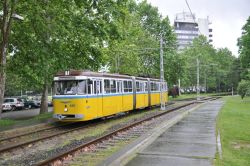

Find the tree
[[237, 80, 250, 99], [238, 17, 250, 81], [104, 0, 177, 82], [0, 0, 20, 118], [179, 36, 238, 93]]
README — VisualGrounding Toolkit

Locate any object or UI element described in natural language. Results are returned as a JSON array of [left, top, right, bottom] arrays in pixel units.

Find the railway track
[[0, 121, 98, 154], [0, 122, 76, 142], [36, 97, 219, 166], [0, 102, 174, 155]]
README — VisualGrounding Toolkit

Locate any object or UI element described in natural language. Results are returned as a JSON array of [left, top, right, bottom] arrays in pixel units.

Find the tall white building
[[174, 12, 212, 50]]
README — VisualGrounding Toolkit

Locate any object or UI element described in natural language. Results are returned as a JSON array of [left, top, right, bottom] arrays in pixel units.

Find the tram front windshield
[[54, 80, 87, 95]]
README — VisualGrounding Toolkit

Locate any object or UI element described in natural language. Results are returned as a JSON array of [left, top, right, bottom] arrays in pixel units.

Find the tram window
[[111, 80, 116, 93], [151, 82, 158, 92], [94, 81, 97, 94], [123, 80, 132, 92], [136, 82, 140, 92], [104, 79, 111, 94], [128, 81, 132, 92], [78, 80, 87, 94], [140, 82, 144, 92], [87, 79, 92, 94], [150, 82, 155, 91], [123, 81, 128, 92], [117, 81, 122, 93], [156, 83, 160, 91], [145, 82, 148, 91], [55, 80, 87, 95], [92, 80, 102, 94]]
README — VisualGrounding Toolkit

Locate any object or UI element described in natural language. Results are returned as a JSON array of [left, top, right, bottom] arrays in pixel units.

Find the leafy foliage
[[237, 80, 250, 99], [179, 36, 239, 93], [238, 17, 250, 71], [104, 0, 177, 81]]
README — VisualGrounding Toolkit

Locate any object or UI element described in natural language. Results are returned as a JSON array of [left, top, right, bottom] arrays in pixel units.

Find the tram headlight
[[64, 106, 68, 112]]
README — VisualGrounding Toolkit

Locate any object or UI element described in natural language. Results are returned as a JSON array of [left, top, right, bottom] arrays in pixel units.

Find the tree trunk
[[0, 31, 8, 119], [40, 82, 48, 114], [0, 69, 6, 119]]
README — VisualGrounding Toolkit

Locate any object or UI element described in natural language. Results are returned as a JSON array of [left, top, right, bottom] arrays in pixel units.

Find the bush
[[237, 80, 250, 99]]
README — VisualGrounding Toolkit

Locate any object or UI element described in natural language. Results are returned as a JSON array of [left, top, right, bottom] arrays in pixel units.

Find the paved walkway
[[126, 100, 223, 166]]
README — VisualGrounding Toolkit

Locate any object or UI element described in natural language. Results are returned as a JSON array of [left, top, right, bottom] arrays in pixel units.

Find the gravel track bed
[[0, 102, 193, 166], [0, 123, 54, 140]]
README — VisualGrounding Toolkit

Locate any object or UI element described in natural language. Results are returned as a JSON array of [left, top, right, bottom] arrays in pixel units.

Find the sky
[[147, 0, 250, 57]]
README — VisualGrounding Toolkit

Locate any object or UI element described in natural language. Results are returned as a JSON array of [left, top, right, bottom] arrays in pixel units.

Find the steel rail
[[0, 122, 97, 154], [0, 122, 77, 142]]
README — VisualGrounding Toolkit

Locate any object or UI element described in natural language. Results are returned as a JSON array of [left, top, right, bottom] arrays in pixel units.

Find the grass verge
[[0, 112, 53, 129], [215, 96, 250, 166]]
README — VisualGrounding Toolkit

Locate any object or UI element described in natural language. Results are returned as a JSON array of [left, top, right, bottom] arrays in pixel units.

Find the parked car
[[3, 98, 24, 111], [2, 103, 12, 112], [24, 100, 40, 109]]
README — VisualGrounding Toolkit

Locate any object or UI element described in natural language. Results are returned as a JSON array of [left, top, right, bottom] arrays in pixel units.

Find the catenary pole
[[197, 58, 200, 100], [160, 34, 165, 110]]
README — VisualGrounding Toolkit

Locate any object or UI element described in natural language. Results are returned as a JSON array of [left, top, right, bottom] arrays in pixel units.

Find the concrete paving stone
[[157, 132, 216, 145], [142, 141, 216, 158], [166, 125, 216, 135], [126, 154, 212, 166], [172, 121, 215, 128]]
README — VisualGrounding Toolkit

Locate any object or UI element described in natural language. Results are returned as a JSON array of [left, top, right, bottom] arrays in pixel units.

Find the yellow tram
[[53, 70, 168, 121]]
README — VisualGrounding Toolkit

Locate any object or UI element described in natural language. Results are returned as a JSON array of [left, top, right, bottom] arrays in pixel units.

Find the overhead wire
[[185, 0, 202, 35]]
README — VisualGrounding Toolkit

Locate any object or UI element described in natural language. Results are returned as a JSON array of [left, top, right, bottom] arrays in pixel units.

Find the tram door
[[93, 79, 103, 118]]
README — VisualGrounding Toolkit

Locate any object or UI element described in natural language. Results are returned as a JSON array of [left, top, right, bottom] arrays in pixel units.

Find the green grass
[[169, 92, 231, 101], [216, 96, 250, 166], [0, 119, 16, 126], [169, 93, 212, 101], [0, 112, 53, 129]]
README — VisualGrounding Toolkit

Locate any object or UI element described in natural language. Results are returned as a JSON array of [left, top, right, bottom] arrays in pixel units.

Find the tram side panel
[[122, 93, 133, 112], [150, 92, 159, 106], [136, 93, 149, 109], [164, 91, 168, 103], [85, 95, 103, 120]]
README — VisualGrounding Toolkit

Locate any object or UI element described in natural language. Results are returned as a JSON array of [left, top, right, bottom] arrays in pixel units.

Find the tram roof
[[55, 70, 162, 82]]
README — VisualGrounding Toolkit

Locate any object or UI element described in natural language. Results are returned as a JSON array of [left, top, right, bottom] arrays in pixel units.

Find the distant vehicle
[[3, 98, 24, 111], [48, 100, 53, 107], [2, 103, 12, 112], [24, 100, 40, 109], [48, 96, 53, 107]]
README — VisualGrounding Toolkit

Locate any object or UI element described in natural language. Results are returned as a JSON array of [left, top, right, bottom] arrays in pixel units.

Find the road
[[1, 107, 53, 120]]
